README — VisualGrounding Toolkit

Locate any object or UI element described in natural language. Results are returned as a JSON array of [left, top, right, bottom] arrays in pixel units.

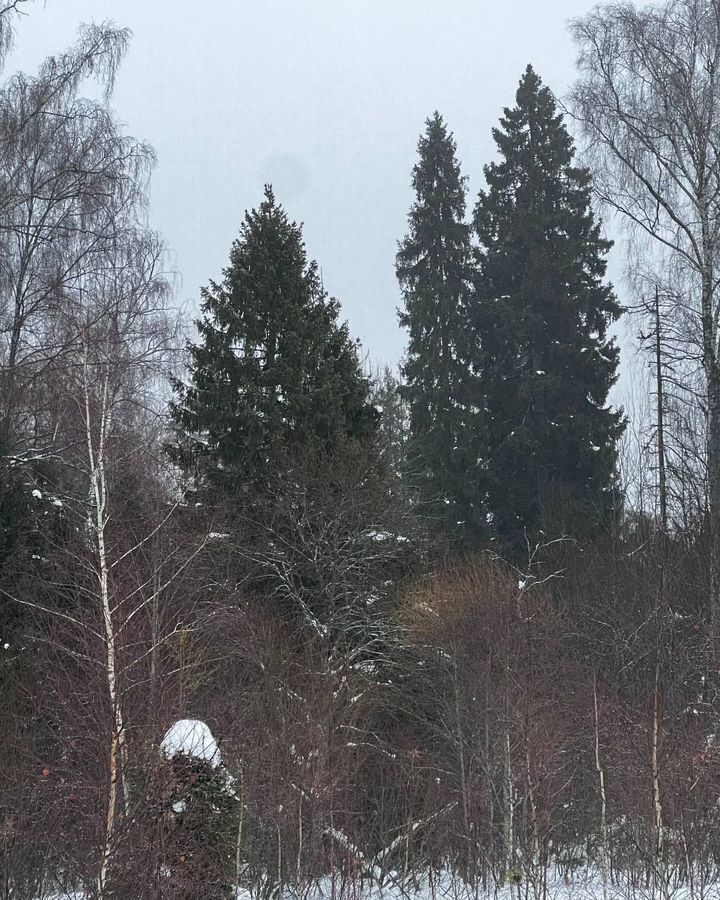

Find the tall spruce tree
[[169, 186, 377, 507], [396, 112, 485, 538], [473, 66, 624, 546]]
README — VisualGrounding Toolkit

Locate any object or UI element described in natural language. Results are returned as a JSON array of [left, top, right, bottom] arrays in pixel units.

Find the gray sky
[[8, 0, 629, 372]]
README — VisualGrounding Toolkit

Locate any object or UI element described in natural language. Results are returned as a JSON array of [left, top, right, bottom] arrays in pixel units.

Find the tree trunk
[[452, 653, 471, 876], [503, 728, 514, 880], [705, 342, 720, 634], [593, 674, 609, 900], [651, 658, 664, 894], [652, 291, 666, 896], [84, 342, 130, 893]]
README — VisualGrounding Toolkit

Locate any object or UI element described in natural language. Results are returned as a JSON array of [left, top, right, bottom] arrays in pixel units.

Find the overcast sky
[[8, 0, 632, 375]]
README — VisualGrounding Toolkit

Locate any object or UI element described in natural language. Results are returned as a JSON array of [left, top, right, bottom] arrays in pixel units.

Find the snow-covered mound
[[160, 719, 221, 768]]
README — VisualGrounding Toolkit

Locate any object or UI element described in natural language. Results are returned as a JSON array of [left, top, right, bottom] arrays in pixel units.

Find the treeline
[[0, 1, 720, 899]]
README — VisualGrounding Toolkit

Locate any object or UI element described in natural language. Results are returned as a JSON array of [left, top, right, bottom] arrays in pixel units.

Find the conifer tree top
[[396, 112, 486, 539], [473, 66, 625, 546], [169, 185, 377, 497]]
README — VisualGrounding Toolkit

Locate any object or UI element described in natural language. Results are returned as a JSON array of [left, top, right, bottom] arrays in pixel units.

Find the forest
[[0, 0, 719, 898]]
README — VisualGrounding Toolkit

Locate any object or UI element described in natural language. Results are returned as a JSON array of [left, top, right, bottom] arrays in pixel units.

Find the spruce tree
[[396, 113, 485, 538], [169, 186, 377, 508], [473, 66, 624, 546], [371, 367, 409, 477]]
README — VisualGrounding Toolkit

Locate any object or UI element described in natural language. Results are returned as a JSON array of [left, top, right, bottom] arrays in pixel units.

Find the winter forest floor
[[244, 868, 718, 900], [41, 867, 720, 900]]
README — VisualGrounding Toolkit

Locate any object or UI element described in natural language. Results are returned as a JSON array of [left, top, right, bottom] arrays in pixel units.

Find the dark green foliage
[[396, 113, 486, 539], [169, 186, 378, 510], [0, 461, 31, 675], [161, 753, 237, 900], [371, 367, 409, 476], [0, 451, 58, 673], [473, 67, 625, 547], [0, 458, 35, 572]]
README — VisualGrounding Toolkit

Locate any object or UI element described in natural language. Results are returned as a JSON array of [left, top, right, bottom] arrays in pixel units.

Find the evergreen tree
[[473, 66, 624, 547], [0, 450, 64, 679], [169, 186, 377, 508], [396, 113, 485, 538], [371, 366, 409, 477], [159, 721, 237, 900]]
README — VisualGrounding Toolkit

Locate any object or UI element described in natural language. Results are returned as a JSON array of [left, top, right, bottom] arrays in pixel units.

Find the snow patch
[[365, 530, 409, 543], [160, 719, 221, 768]]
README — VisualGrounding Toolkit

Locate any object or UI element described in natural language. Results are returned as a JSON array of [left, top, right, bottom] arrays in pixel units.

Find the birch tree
[[0, 223, 182, 895], [0, 1, 36, 69], [71, 233, 176, 895], [0, 34, 185, 889], [0, 14, 187, 893], [0, 21, 150, 450], [569, 0, 720, 623]]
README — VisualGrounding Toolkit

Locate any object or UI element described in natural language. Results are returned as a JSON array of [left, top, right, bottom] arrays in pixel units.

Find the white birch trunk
[[84, 339, 130, 894], [593, 675, 609, 900]]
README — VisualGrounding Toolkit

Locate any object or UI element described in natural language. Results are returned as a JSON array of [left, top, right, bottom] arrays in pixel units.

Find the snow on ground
[[235, 869, 712, 900], [160, 718, 221, 767], [39, 867, 718, 900]]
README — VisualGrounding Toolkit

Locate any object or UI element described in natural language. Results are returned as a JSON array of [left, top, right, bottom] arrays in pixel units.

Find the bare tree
[[569, 0, 720, 622], [0, 53, 188, 889], [0, 21, 150, 452], [0, 1, 36, 71]]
